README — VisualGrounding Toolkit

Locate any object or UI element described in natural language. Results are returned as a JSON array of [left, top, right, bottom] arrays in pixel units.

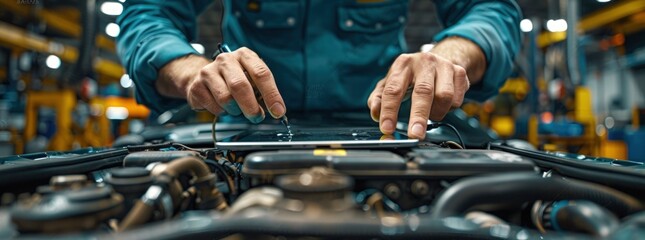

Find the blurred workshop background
[[0, 0, 644, 161]]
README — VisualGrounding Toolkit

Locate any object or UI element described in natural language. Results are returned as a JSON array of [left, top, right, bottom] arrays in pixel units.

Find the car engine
[[1, 120, 644, 239]]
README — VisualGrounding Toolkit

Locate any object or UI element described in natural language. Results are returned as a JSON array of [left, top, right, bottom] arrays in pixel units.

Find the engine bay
[[1, 122, 645, 239]]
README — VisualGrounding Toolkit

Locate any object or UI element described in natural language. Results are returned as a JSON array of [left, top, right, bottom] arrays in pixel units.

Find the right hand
[[185, 47, 286, 123]]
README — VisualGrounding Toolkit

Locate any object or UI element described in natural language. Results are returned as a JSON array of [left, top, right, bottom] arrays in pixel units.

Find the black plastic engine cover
[[411, 149, 538, 177]]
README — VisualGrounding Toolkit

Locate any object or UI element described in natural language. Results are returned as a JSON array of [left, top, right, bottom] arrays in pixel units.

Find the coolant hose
[[118, 200, 154, 231], [163, 157, 228, 210], [545, 200, 619, 237], [118, 157, 227, 231], [162, 157, 211, 178], [431, 173, 642, 219]]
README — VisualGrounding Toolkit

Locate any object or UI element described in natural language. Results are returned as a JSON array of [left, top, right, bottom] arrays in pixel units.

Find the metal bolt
[[384, 183, 401, 200], [411, 180, 429, 196]]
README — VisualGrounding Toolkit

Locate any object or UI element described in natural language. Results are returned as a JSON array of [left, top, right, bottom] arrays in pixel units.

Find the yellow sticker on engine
[[313, 149, 347, 156]]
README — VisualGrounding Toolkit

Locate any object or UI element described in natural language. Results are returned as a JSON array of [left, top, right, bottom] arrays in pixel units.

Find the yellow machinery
[[24, 91, 150, 151], [86, 97, 150, 145], [24, 91, 76, 151], [527, 87, 599, 156]]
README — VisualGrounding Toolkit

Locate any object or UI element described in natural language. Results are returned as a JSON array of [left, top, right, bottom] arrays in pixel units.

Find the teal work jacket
[[117, 0, 521, 116]]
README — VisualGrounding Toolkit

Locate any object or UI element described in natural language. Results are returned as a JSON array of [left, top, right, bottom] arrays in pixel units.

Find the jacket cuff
[[128, 35, 198, 116], [434, 22, 514, 102]]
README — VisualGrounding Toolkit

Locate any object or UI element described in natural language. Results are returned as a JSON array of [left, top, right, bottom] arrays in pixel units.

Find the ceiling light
[[106, 107, 129, 120], [46, 55, 61, 69], [546, 19, 567, 32], [597, 0, 611, 2], [191, 43, 205, 54], [520, 19, 533, 32], [106, 23, 120, 37], [100, 1, 123, 16]]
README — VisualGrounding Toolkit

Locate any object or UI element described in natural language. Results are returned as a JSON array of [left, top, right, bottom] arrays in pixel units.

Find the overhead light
[[45, 55, 61, 69], [120, 74, 133, 88], [106, 23, 120, 37], [118, 0, 126, 2], [106, 107, 129, 120], [191, 43, 205, 54], [597, 0, 611, 2], [546, 19, 567, 32], [520, 19, 533, 32], [101, 1, 123, 16]]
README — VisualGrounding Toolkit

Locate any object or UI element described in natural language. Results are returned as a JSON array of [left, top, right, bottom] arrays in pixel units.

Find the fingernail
[[411, 123, 425, 138], [248, 113, 265, 124], [268, 102, 285, 118], [245, 107, 265, 124], [224, 101, 242, 116], [381, 119, 394, 133]]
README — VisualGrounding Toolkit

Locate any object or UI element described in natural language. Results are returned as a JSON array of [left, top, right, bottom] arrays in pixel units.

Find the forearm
[[432, 0, 521, 101], [430, 36, 486, 85], [156, 54, 210, 99]]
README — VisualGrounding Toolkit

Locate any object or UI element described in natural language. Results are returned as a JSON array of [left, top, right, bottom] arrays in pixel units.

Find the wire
[[427, 122, 466, 149], [203, 159, 236, 196]]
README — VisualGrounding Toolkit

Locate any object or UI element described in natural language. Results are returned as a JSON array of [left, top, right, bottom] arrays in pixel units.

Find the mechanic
[[116, 0, 521, 139]]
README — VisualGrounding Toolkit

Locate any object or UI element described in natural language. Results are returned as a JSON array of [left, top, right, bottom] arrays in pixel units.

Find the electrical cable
[[204, 159, 236, 196], [427, 121, 466, 149]]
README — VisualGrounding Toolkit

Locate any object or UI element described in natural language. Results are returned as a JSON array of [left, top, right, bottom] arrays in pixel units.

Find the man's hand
[[156, 47, 286, 123], [367, 37, 486, 139]]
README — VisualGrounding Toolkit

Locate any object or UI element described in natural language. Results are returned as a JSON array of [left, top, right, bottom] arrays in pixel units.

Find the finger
[[379, 54, 413, 135], [380, 134, 395, 140], [200, 64, 242, 116], [216, 53, 265, 123], [451, 65, 469, 108], [407, 57, 437, 139], [429, 60, 455, 121], [188, 80, 224, 115], [367, 80, 385, 122], [236, 47, 286, 118]]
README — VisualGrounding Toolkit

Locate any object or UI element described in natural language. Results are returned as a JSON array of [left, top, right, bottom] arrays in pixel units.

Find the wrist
[[430, 36, 486, 84], [156, 54, 210, 99]]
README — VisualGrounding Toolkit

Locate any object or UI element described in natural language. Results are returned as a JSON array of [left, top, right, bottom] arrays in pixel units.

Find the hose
[[118, 200, 154, 231], [105, 209, 586, 240], [534, 200, 619, 237], [117, 157, 228, 231], [431, 173, 642, 219]]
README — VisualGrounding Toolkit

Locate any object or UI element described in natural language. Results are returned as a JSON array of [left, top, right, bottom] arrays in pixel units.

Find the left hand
[[367, 52, 470, 139]]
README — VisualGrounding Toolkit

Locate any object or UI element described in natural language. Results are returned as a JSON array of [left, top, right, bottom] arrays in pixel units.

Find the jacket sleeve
[[116, 0, 212, 115], [432, 0, 522, 101]]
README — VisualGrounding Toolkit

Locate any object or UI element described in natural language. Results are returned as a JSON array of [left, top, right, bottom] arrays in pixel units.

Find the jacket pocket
[[231, 0, 303, 49], [337, 1, 408, 35]]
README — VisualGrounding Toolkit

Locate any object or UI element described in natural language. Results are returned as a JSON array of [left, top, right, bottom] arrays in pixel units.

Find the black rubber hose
[[99, 208, 596, 240], [550, 200, 619, 237], [431, 173, 643, 219]]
